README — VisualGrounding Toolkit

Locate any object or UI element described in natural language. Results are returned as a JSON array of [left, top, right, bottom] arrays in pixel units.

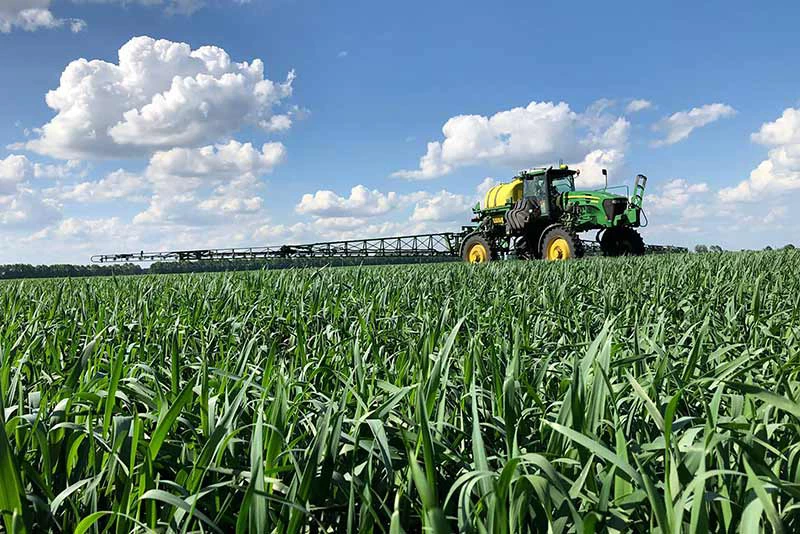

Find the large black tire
[[600, 227, 645, 256], [504, 198, 541, 234], [461, 234, 494, 264], [540, 226, 584, 261]]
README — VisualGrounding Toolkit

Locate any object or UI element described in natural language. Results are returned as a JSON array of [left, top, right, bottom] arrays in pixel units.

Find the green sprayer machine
[[93, 166, 684, 265], [461, 165, 647, 262]]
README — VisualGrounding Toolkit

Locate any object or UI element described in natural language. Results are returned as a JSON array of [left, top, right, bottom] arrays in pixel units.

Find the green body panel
[[561, 190, 640, 231]]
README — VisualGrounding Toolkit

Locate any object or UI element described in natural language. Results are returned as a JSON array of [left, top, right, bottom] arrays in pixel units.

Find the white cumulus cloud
[[572, 149, 625, 188], [0, 0, 85, 33], [719, 108, 800, 202], [47, 216, 126, 240], [751, 108, 800, 146], [0, 155, 33, 194], [0, 154, 82, 194], [625, 99, 652, 113], [52, 139, 285, 227], [0, 188, 61, 230], [67, 0, 221, 16], [393, 100, 628, 182], [646, 178, 710, 214], [56, 169, 148, 203], [146, 140, 285, 182], [652, 103, 736, 146], [133, 178, 264, 226], [132, 139, 283, 226], [26, 36, 296, 160], [410, 190, 474, 222], [296, 185, 402, 218], [294, 180, 491, 235], [292, 184, 480, 239]]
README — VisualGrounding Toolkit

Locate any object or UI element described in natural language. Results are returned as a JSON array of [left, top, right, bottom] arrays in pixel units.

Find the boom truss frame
[[91, 233, 466, 263], [92, 231, 688, 264]]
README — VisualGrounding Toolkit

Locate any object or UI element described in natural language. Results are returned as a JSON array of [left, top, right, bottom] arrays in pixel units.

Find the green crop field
[[0, 251, 799, 533]]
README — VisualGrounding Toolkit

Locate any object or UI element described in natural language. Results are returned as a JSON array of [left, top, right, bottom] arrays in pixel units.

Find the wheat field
[[0, 250, 798, 533]]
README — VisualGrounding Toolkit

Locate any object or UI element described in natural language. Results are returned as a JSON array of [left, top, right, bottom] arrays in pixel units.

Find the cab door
[[523, 175, 550, 218]]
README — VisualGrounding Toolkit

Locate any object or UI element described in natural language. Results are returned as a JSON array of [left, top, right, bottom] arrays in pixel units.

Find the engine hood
[[564, 190, 628, 203], [563, 189, 640, 228]]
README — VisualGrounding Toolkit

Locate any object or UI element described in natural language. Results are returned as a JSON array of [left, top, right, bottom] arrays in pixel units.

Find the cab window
[[551, 176, 575, 193]]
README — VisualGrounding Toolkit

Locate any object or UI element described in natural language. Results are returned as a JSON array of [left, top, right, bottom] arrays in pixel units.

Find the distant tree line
[[0, 263, 143, 280], [694, 245, 724, 253], [694, 244, 795, 253], [0, 256, 458, 280]]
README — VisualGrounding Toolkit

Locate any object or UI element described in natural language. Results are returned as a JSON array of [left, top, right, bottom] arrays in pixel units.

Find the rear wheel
[[540, 226, 583, 261], [600, 227, 645, 256], [462, 234, 493, 264]]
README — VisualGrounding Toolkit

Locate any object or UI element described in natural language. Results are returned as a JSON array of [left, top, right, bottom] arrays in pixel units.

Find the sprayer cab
[[465, 165, 648, 261]]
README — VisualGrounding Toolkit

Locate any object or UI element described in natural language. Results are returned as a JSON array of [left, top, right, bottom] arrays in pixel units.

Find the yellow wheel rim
[[468, 243, 489, 263], [546, 237, 571, 260]]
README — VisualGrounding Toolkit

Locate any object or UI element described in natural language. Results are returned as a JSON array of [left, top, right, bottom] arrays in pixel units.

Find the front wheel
[[600, 227, 645, 256], [462, 234, 493, 264], [540, 226, 583, 261]]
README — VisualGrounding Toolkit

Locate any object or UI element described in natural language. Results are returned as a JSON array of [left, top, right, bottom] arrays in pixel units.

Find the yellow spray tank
[[483, 178, 523, 223]]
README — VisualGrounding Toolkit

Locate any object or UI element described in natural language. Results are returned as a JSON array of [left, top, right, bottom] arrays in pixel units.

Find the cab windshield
[[551, 175, 575, 193]]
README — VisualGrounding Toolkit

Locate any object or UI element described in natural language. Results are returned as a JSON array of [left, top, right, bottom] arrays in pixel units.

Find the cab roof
[[514, 166, 577, 180]]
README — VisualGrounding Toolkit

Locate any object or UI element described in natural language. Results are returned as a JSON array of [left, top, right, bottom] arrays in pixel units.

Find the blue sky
[[1, 0, 799, 263]]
